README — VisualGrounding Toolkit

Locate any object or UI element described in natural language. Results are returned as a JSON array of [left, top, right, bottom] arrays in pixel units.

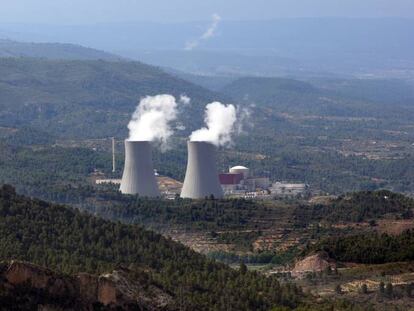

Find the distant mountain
[[221, 77, 318, 100], [0, 39, 121, 60], [220, 77, 324, 113], [121, 49, 303, 77], [162, 66, 238, 91], [309, 78, 414, 107], [0, 57, 225, 139], [2, 18, 413, 77], [220, 76, 414, 119]]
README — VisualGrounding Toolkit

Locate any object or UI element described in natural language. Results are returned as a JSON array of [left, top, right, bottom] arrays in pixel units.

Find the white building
[[270, 182, 308, 197]]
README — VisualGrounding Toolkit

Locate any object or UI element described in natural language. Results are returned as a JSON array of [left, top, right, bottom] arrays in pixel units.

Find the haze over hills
[[0, 39, 121, 60], [220, 76, 414, 119], [1, 18, 414, 77]]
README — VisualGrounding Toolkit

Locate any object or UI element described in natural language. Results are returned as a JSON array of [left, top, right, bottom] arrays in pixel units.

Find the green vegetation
[[0, 141, 110, 199], [221, 77, 319, 112], [221, 76, 414, 120], [295, 190, 414, 224], [0, 57, 218, 138], [1, 57, 414, 196], [0, 39, 120, 60], [215, 231, 263, 251], [0, 184, 304, 310], [209, 248, 300, 265], [311, 230, 414, 264]]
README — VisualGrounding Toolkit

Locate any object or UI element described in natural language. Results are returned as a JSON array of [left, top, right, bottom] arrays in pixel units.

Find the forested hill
[[220, 76, 414, 119], [0, 57, 225, 139], [0, 39, 121, 60], [0, 184, 304, 310], [222, 77, 317, 100]]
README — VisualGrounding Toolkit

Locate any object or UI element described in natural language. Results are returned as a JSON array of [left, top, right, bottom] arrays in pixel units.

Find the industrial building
[[119, 140, 160, 197], [219, 166, 308, 198], [97, 138, 308, 200], [219, 166, 270, 194], [180, 141, 224, 199], [270, 182, 308, 197]]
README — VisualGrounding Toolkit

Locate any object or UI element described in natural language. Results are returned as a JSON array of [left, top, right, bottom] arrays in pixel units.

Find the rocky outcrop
[[0, 260, 174, 311], [292, 252, 336, 278]]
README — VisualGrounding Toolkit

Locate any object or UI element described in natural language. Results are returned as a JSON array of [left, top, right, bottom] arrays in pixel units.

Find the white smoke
[[180, 94, 191, 105], [185, 13, 221, 50], [128, 94, 188, 149], [190, 102, 237, 147], [236, 106, 252, 135]]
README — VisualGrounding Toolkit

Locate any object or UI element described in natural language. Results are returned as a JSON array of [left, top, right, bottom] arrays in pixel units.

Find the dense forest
[[0, 57, 221, 138], [0, 184, 305, 310], [311, 230, 414, 264], [1, 133, 414, 202], [294, 190, 414, 225]]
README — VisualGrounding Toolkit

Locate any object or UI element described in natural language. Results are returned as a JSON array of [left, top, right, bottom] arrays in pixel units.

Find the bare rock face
[[5, 260, 53, 288], [292, 252, 336, 278], [77, 273, 98, 302], [5, 260, 78, 298], [96, 269, 173, 309], [98, 276, 118, 305], [0, 260, 174, 311]]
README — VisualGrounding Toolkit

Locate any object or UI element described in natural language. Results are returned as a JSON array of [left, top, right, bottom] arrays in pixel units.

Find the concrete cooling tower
[[180, 141, 224, 199], [120, 140, 160, 197]]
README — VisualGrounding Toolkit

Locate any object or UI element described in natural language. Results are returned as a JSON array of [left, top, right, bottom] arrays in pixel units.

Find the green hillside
[[0, 39, 121, 60], [220, 76, 414, 119], [1, 57, 414, 196], [310, 78, 414, 106], [0, 184, 304, 310], [311, 230, 414, 264], [0, 57, 222, 138]]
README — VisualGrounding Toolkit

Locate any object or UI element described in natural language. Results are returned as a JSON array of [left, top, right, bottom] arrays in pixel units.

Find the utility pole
[[112, 137, 116, 173]]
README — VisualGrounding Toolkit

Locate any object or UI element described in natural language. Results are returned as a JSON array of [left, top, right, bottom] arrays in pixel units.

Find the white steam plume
[[190, 102, 237, 147], [180, 94, 191, 105], [128, 94, 189, 149], [185, 13, 221, 50]]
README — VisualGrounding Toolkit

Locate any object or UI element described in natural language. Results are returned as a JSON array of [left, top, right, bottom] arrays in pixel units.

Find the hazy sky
[[1, 0, 414, 24]]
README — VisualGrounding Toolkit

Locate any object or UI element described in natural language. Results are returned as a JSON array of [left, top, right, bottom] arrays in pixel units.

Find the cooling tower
[[180, 141, 224, 199], [120, 140, 160, 197]]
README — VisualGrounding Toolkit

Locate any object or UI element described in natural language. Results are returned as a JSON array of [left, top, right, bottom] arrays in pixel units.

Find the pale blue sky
[[0, 0, 413, 24]]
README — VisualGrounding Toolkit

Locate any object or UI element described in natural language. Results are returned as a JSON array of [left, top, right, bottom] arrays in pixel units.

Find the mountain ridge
[[0, 38, 122, 60]]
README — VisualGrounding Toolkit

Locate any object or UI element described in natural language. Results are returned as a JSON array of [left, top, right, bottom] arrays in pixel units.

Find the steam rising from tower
[[120, 94, 187, 196], [190, 102, 237, 147], [120, 140, 160, 197], [180, 141, 224, 199], [127, 94, 180, 150], [185, 13, 221, 50], [181, 101, 238, 199]]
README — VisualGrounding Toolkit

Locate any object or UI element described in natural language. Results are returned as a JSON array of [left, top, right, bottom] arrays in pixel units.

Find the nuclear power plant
[[93, 97, 311, 199], [180, 141, 224, 199], [119, 140, 160, 197], [96, 138, 308, 200]]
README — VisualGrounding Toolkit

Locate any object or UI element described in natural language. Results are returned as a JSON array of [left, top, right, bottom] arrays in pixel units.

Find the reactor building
[[120, 140, 160, 197], [219, 166, 270, 193], [180, 141, 224, 199]]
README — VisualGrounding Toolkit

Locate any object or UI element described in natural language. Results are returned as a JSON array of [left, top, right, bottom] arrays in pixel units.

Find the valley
[[0, 38, 414, 310]]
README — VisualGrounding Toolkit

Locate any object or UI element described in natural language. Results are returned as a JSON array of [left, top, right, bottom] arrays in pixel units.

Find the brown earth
[[292, 252, 336, 278], [0, 260, 173, 310], [377, 219, 414, 235]]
